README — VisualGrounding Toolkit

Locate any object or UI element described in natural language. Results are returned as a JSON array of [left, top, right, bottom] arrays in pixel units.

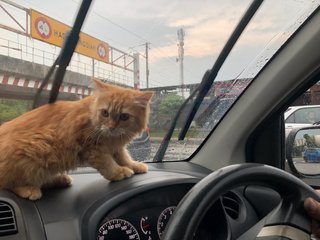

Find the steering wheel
[[163, 163, 320, 240]]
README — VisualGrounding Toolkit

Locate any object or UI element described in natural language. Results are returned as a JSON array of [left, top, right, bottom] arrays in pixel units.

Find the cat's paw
[[56, 174, 73, 187], [131, 162, 148, 174], [11, 186, 42, 200], [44, 174, 73, 188], [108, 167, 134, 181]]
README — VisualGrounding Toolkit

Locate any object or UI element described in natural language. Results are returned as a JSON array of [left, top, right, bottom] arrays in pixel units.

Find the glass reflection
[[292, 129, 320, 175]]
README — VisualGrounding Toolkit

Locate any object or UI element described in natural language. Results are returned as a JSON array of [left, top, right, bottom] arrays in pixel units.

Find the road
[[293, 157, 320, 175], [149, 139, 198, 161]]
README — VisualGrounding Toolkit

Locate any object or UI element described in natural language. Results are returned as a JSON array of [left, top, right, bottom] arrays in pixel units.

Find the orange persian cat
[[0, 80, 153, 200]]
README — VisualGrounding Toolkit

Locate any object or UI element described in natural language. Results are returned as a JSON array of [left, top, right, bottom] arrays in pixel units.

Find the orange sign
[[30, 9, 109, 63]]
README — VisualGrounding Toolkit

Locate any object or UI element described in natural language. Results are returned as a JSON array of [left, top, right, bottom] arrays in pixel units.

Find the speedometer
[[97, 218, 140, 240], [157, 206, 176, 239]]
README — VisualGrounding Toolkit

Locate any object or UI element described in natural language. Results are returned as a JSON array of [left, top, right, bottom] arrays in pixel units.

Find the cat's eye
[[101, 109, 109, 117], [119, 113, 129, 121]]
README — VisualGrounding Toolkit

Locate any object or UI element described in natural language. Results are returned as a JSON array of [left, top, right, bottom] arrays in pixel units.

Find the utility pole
[[177, 28, 185, 97], [133, 53, 140, 89], [129, 42, 149, 88], [145, 42, 150, 88]]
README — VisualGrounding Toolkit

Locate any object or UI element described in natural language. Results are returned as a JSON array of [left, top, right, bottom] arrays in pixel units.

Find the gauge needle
[[140, 217, 151, 234]]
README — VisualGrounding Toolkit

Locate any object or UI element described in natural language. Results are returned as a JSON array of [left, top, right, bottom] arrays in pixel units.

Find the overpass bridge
[[0, 54, 93, 102], [0, 54, 198, 104], [0, 51, 249, 102]]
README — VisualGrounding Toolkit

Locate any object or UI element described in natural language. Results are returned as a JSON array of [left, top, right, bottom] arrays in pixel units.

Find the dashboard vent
[[0, 201, 18, 236], [222, 192, 240, 220]]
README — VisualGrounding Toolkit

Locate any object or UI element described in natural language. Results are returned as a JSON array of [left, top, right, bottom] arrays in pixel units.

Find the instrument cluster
[[96, 184, 193, 240], [97, 205, 176, 240]]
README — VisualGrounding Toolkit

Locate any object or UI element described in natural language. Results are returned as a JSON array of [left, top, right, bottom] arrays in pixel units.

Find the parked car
[[0, 1, 320, 240], [285, 105, 320, 136], [303, 148, 320, 163]]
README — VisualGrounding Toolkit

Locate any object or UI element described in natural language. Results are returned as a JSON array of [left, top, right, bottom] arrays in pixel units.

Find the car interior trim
[[257, 225, 310, 240]]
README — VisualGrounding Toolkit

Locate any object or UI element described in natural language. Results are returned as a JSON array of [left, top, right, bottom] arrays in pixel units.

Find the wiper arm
[[178, 0, 263, 141], [33, 0, 93, 108], [33, 57, 59, 108], [153, 0, 263, 162]]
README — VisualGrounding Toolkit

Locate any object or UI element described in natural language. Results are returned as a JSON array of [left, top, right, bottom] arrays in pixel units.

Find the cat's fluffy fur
[[0, 80, 153, 200]]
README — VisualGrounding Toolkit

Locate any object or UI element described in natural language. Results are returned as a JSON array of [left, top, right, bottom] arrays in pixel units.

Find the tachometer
[[97, 218, 140, 240], [157, 206, 176, 239]]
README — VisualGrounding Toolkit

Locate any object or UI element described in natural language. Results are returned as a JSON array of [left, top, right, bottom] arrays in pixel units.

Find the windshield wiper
[[33, 0, 93, 108], [153, 0, 264, 162]]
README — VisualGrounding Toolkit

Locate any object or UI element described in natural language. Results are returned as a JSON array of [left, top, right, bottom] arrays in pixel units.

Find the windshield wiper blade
[[178, 0, 263, 141], [32, 0, 93, 108], [153, 0, 263, 162], [33, 57, 60, 108]]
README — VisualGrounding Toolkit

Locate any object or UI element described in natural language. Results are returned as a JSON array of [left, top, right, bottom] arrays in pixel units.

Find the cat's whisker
[[120, 132, 135, 142], [95, 130, 104, 146], [83, 129, 96, 145], [78, 125, 97, 138], [83, 128, 101, 147], [92, 129, 103, 144], [126, 131, 138, 139]]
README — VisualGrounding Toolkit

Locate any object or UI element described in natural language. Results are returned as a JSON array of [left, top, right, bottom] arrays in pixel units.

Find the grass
[[150, 128, 200, 139]]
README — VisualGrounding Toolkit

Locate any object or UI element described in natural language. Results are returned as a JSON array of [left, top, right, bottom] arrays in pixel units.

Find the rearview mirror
[[286, 126, 320, 176]]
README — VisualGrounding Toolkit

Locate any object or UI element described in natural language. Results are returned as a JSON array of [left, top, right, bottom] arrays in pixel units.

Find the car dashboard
[[0, 162, 281, 240]]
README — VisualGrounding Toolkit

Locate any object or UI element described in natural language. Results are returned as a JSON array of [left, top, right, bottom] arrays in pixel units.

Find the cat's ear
[[134, 91, 154, 107], [92, 78, 110, 91]]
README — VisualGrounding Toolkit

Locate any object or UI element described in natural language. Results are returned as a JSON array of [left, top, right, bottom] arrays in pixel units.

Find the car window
[[286, 107, 320, 124], [285, 80, 320, 176]]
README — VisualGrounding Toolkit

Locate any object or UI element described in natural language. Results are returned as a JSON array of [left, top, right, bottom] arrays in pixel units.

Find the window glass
[[1, 0, 319, 162], [286, 108, 320, 124]]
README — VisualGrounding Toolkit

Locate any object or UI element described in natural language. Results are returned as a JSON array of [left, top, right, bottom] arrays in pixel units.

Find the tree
[[159, 94, 184, 115], [158, 94, 184, 129]]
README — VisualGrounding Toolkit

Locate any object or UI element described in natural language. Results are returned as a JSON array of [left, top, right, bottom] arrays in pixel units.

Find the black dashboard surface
[[0, 162, 280, 240]]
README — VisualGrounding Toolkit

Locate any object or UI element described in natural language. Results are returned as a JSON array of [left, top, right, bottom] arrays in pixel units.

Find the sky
[[0, 0, 319, 88]]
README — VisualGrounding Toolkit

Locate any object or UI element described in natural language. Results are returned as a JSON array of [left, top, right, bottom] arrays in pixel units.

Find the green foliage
[[159, 94, 184, 115], [150, 128, 199, 139], [0, 99, 31, 122], [303, 134, 318, 148], [292, 134, 320, 157], [292, 145, 305, 157], [156, 94, 185, 129], [148, 93, 186, 131]]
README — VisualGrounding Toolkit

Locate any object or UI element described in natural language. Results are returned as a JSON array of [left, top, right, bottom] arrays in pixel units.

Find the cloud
[[168, 15, 210, 28], [148, 0, 307, 64], [150, 16, 240, 61]]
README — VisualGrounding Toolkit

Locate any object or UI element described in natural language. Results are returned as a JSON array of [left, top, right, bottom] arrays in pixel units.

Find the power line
[[72, 0, 148, 43], [72, 0, 197, 88], [149, 47, 199, 83], [72, 0, 184, 66]]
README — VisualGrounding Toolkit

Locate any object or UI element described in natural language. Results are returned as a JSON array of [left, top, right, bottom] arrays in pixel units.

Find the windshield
[[0, 0, 319, 162]]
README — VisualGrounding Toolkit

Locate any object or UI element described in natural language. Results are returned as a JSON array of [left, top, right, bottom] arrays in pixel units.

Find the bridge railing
[[0, 36, 133, 86]]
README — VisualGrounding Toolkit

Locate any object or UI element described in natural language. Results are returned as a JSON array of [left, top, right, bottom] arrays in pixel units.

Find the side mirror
[[286, 125, 320, 176]]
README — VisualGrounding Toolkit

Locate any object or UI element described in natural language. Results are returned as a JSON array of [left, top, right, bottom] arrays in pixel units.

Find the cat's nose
[[108, 125, 117, 130]]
